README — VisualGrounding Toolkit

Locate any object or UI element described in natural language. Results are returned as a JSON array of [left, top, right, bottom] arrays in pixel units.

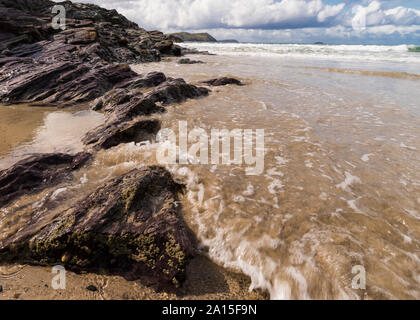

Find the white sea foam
[[336, 171, 362, 192], [182, 43, 420, 64], [51, 187, 68, 200], [361, 153, 374, 162]]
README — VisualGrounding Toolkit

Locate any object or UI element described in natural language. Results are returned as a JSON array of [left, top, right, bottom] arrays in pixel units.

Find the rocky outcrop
[[84, 77, 210, 150], [0, 61, 139, 106], [83, 118, 161, 150], [146, 78, 210, 105], [178, 58, 204, 64], [0, 166, 194, 290], [0, 0, 182, 106], [201, 77, 244, 86], [116, 72, 168, 91], [0, 153, 91, 207]]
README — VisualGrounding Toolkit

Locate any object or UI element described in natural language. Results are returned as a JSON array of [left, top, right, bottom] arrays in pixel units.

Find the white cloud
[[349, 1, 420, 27], [66, 0, 420, 44], [72, 0, 346, 30]]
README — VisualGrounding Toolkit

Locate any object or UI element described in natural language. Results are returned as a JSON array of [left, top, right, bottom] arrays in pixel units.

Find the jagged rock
[[146, 78, 210, 105], [117, 72, 167, 90], [0, 0, 190, 106], [0, 166, 194, 290], [91, 88, 164, 118], [83, 118, 161, 150], [0, 153, 91, 207], [153, 40, 181, 56], [178, 58, 204, 65], [61, 2, 138, 29], [85, 75, 210, 150], [0, 61, 138, 106], [0, 4, 53, 51], [201, 77, 244, 86]]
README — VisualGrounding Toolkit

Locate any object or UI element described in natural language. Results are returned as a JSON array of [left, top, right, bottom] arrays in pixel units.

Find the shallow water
[[0, 106, 105, 170], [1, 49, 419, 300]]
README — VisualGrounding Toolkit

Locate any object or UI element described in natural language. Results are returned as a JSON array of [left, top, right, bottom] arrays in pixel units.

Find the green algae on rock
[[0, 166, 194, 291]]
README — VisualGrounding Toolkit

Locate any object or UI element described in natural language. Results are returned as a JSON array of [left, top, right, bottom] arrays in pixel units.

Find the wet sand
[[0, 256, 267, 300]]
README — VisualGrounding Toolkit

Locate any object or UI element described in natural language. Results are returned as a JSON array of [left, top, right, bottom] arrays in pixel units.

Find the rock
[[83, 118, 161, 150], [62, 2, 138, 29], [0, 153, 91, 208], [0, 167, 194, 290], [153, 40, 181, 56], [0, 284, 3, 293], [91, 88, 164, 119], [178, 58, 204, 65], [85, 75, 210, 150], [0, 0, 189, 106], [146, 78, 210, 105], [201, 77, 244, 86], [117, 72, 167, 90], [86, 285, 98, 292], [0, 60, 139, 106], [65, 27, 98, 45]]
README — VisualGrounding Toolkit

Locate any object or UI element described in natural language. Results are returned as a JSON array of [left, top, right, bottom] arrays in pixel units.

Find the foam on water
[[182, 43, 420, 64]]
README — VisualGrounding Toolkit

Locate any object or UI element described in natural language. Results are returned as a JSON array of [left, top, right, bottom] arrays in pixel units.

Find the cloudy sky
[[71, 0, 420, 44]]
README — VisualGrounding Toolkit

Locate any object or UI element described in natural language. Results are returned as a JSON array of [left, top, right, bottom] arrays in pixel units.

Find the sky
[[68, 0, 420, 44]]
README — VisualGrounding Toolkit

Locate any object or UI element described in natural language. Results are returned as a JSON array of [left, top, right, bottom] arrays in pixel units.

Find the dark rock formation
[[146, 78, 210, 105], [91, 88, 162, 117], [0, 166, 194, 291], [178, 58, 204, 65], [153, 40, 181, 57], [1, 62, 139, 106], [84, 77, 210, 150], [201, 77, 244, 87], [116, 72, 167, 90], [0, 0, 183, 106], [0, 153, 91, 207], [83, 118, 161, 150]]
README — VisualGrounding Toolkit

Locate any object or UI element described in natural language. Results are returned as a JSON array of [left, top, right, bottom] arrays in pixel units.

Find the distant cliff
[[219, 39, 239, 43], [169, 32, 218, 42]]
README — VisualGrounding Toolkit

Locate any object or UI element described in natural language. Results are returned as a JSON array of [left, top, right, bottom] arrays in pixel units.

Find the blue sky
[[71, 0, 420, 44]]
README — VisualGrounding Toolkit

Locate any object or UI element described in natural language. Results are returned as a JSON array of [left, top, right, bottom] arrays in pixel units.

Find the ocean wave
[[182, 43, 420, 64]]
